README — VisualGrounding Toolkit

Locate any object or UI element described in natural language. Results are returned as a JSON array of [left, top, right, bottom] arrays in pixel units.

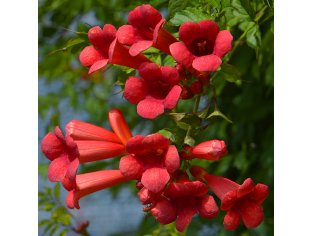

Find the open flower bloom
[[66, 170, 127, 209], [190, 166, 269, 230], [119, 133, 180, 193], [191, 140, 228, 160], [170, 20, 233, 72], [124, 62, 182, 119], [116, 4, 177, 56], [79, 24, 116, 74], [151, 172, 219, 232], [41, 127, 80, 191], [79, 24, 151, 74]]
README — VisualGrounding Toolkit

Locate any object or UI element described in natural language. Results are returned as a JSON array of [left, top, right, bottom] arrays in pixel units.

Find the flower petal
[[198, 195, 219, 219], [62, 158, 79, 191], [165, 181, 207, 198], [48, 155, 70, 182], [116, 25, 138, 45], [79, 46, 105, 67], [119, 155, 144, 180], [176, 199, 197, 232], [108, 109, 132, 145], [160, 66, 180, 86], [179, 22, 201, 45], [128, 4, 162, 29], [138, 62, 162, 82], [76, 141, 125, 163], [137, 97, 164, 119], [223, 210, 241, 230], [109, 39, 151, 69], [213, 30, 233, 58], [192, 55, 222, 72], [151, 199, 177, 224], [129, 40, 153, 56], [66, 190, 80, 209], [88, 59, 108, 74], [164, 145, 180, 173], [169, 42, 195, 69], [221, 190, 237, 211], [241, 202, 264, 229], [164, 85, 182, 110], [198, 20, 220, 45], [249, 184, 269, 205], [124, 76, 147, 104], [141, 167, 170, 193], [153, 19, 177, 55], [41, 132, 64, 161], [137, 187, 157, 204], [65, 120, 121, 143], [237, 178, 255, 198]]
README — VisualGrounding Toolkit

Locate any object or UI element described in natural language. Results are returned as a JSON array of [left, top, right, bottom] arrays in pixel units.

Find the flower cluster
[[41, 3, 269, 233], [79, 4, 233, 119]]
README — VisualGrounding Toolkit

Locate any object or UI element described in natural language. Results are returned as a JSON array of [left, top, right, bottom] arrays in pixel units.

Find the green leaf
[[157, 129, 175, 142], [184, 133, 195, 146], [59, 229, 68, 236], [246, 23, 261, 49], [168, 112, 186, 122], [48, 38, 86, 56], [43, 223, 54, 235], [198, 108, 209, 118], [162, 55, 176, 66], [176, 121, 190, 131], [38, 163, 48, 178], [168, 0, 191, 17], [39, 219, 50, 227], [207, 110, 233, 123], [54, 184, 60, 199], [43, 202, 55, 211], [216, 63, 241, 83], [170, 8, 208, 26], [48, 225, 58, 236], [240, 0, 255, 18]]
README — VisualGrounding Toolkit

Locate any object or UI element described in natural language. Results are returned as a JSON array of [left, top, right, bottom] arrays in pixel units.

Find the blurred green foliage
[[39, 0, 273, 235]]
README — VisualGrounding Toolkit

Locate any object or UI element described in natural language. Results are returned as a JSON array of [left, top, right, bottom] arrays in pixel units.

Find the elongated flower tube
[[116, 4, 177, 56], [108, 109, 133, 145], [66, 120, 122, 143], [191, 140, 228, 161], [66, 170, 127, 209], [108, 38, 152, 69], [190, 166, 269, 230], [170, 20, 233, 72]]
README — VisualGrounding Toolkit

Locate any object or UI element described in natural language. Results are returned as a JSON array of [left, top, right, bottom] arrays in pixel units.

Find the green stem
[[193, 95, 201, 113]]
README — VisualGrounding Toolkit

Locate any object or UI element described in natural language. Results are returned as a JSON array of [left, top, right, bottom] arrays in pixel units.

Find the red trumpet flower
[[124, 62, 182, 119], [116, 4, 177, 56], [119, 133, 180, 193], [151, 172, 219, 232], [190, 140, 228, 161], [170, 20, 233, 72], [79, 24, 151, 74], [41, 109, 132, 190], [190, 166, 269, 230], [66, 170, 127, 209]]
